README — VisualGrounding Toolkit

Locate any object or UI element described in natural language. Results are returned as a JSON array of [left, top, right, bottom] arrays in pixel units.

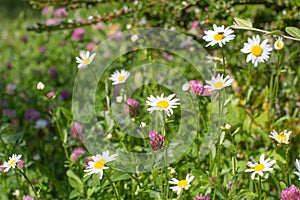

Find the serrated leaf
[[264, 30, 282, 36], [234, 18, 252, 28], [286, 27, 300, 38]]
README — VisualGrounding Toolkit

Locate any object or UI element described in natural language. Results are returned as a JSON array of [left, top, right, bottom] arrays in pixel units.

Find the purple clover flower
[[149, 130, 165, 151], [281, 185, 300, 200], [25, 109, 40, 122], [124, 98, 139, 117]]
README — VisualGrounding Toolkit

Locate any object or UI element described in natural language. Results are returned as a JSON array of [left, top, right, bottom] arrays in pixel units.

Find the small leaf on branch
[[285, 27, 300, 39], [264, 30, 281, 36], [234, 17, 252, 28]]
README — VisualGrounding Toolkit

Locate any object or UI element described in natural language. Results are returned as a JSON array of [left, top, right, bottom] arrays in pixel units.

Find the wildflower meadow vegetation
[[1, 1, 300, 199]]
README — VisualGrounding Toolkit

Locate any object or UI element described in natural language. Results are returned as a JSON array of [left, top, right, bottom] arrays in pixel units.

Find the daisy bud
[[116, 96, 123, 103], [37, 81, 45, 90], [182, 82, 191, 92], [140, 122, 146, 128], [274, 37, 284, 50], [149, 130, 165, 151]]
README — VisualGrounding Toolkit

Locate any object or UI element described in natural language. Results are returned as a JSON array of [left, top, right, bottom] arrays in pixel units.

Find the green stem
[[258, 176, 262, 200], [221, 48, 226, 74], [231, 26, 300, 42], [52, 113, 69, 159], [17, 168, 40, 200], [104, 170, 120, 200]]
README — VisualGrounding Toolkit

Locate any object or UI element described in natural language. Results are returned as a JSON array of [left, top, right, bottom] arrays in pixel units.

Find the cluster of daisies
[[203, 24, 284, 67], [244, 129, 297, 181], [72, 25, 291, 197]]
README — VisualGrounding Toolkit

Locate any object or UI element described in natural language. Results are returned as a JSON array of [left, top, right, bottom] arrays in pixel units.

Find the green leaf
[[69, 190, 81, 199], [67, 170, 84, 192], [264, 30, 282, 36], [111, 171, 131, 182], [285, 27, 300, 38], [280, 181, 287, 190], [234, 18, 253, 28]]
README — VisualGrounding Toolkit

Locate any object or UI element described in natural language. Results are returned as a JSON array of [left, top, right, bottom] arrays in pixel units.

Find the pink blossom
[[70, 147, 86, 161], [86, 42, 96, 51], [41, 6, 51, 15], [23, 195, 34, 200], [108, 31, 122, 40], [38, 46, 47, 53], [70, 122, 83, 138], [71, 28, 85, 41], [194, 195, 210, 200], [53, 7, 68, 17], [46, 18, 61, 26], [192, 21, 199, 29], [189, 80, 211, 96], [17, 159, 26, 168], [46, 91, 55, 99], [94, 22, 103, 30], [281, 185, 300, 200]]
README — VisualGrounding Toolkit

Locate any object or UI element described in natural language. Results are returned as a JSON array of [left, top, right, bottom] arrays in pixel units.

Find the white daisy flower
[[146, 93, 180, 117], [274, 37, 284, 50], [76, 51, 96, 69], [240, 35, 272, 67], [84, 150, 117, 179], [205, 73, 234, 91], [269, 130, 291, 144], [203, 24, 235, 47], [294, 159, 300, 180], [244, 154, 276, 180], [1, 154, 22, 172], [169, 174, 194, 195], [109, 69, 130, 85]]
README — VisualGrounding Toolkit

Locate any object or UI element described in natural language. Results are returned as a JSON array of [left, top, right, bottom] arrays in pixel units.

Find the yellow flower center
[[251, 45, 263, 57], [8, 159, 17, 167], [254, 163, 265, 171], [213, 81, 224, 89], [83, 58, 91, 64], [118, 76, 125, 81], [178, 180, 188, 188], [94, 159, 106, 169], [213, 32, 225, 41], [276, 134, 287, 143], [156, 100, 169, 109], [276, 41, 283, 50]]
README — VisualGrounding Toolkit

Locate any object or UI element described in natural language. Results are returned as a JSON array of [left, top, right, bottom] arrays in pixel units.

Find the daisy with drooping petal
[[240, 35, 272, 67], [203, 24, 235, 47], [169, 174, 194, 195], [76, 50, 96, 69], [205, 73, 234, 92], [146, 93, 180, 117], [274, 37, 284, 50], [294, 159, 300, 180], [84, 150, 117, 179], [269, 130, 291, 144], [1, 154, 22, 172], [109, 69, 130, 85], [244, 154, 276, 180]]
